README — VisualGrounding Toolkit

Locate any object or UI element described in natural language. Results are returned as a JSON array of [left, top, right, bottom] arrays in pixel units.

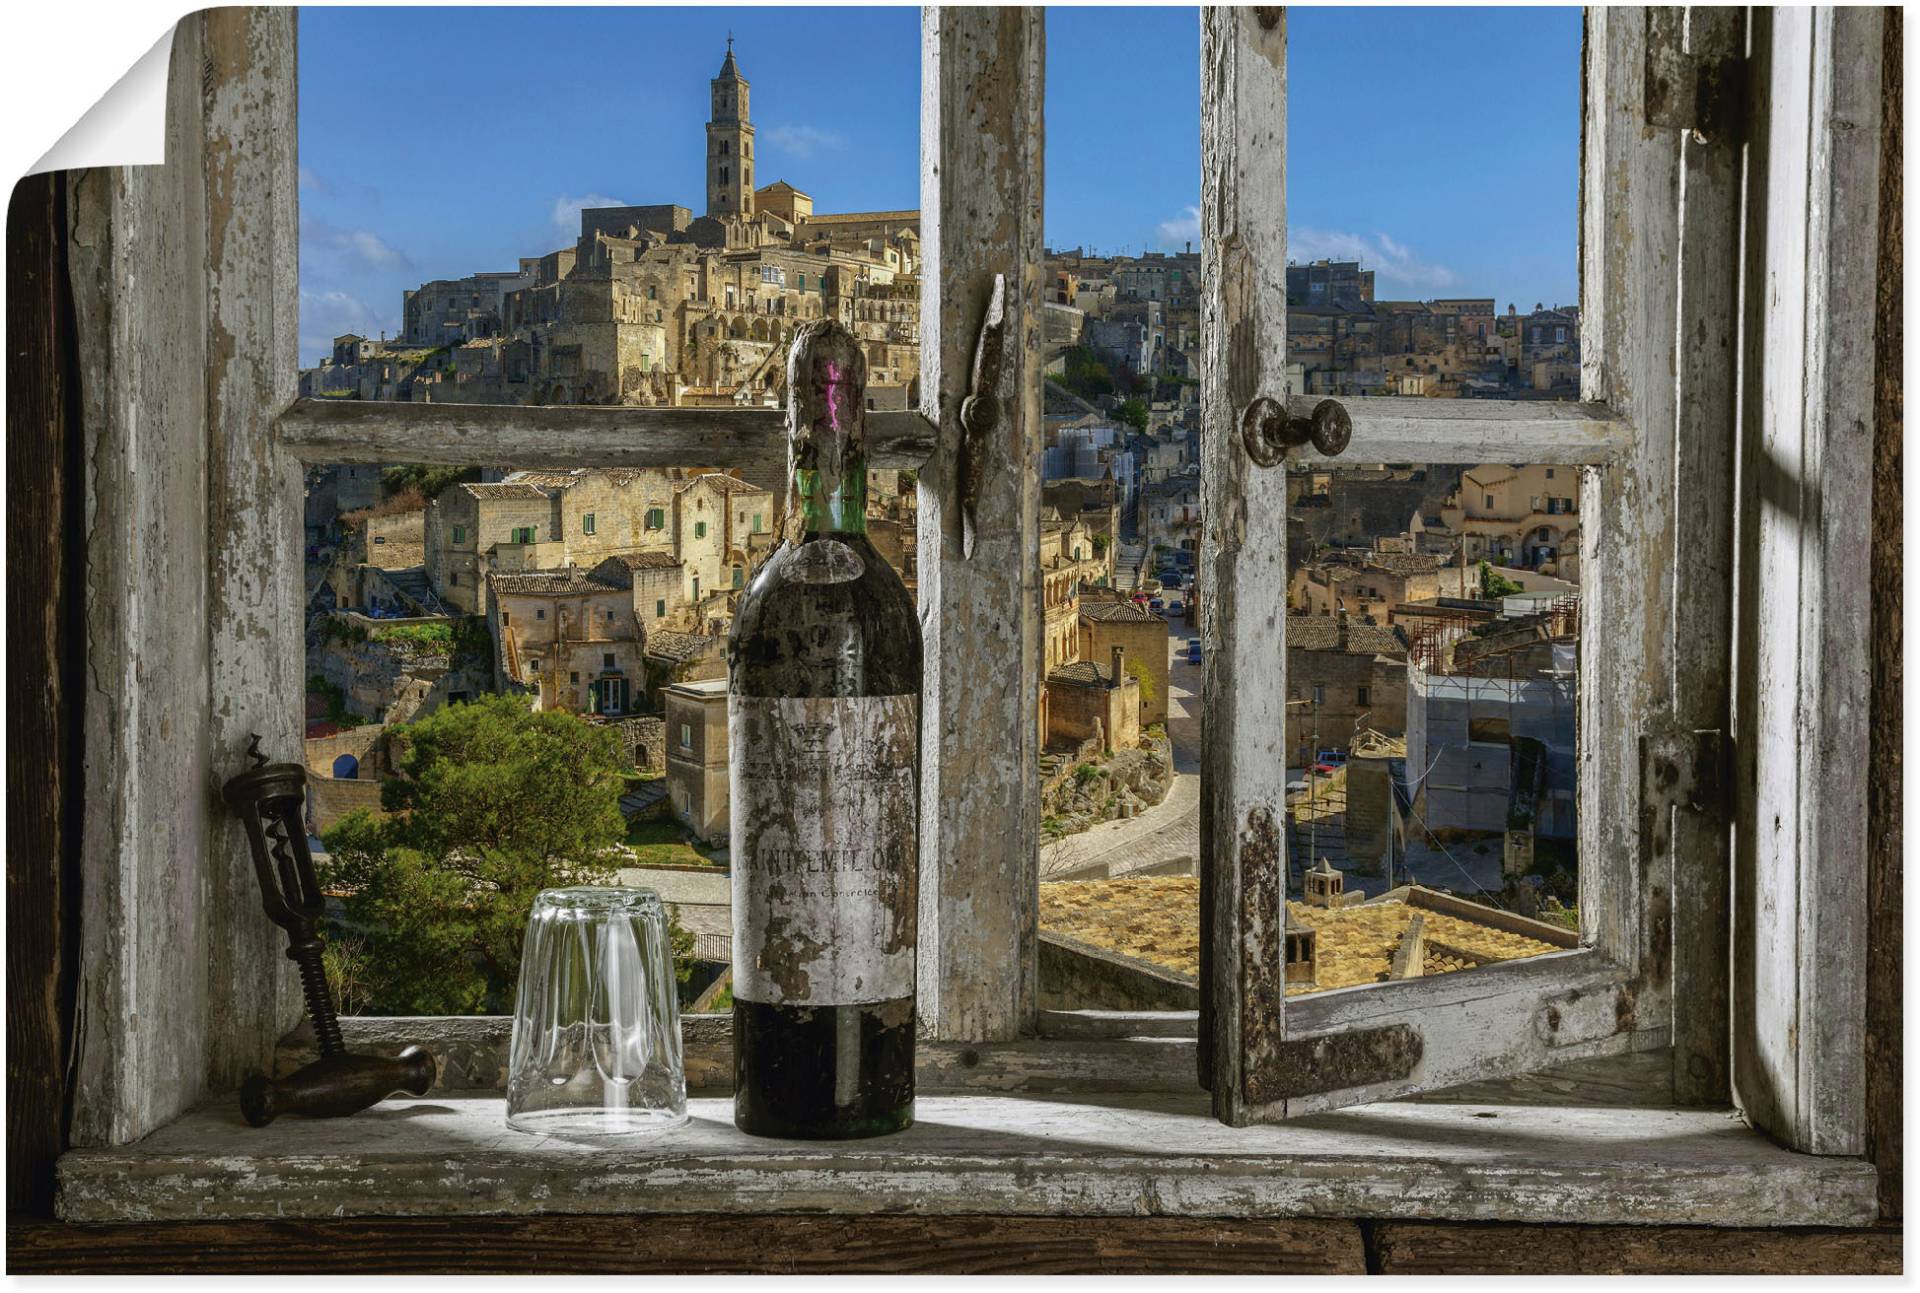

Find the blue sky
[[298, 5, 1581, 366]]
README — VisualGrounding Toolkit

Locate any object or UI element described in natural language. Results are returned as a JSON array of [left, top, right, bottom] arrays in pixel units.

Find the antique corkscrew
[[222, 735, 435, 1126]]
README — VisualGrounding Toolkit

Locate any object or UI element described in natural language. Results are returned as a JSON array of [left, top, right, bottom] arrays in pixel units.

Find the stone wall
[[615, 715, 666, 774], [308, 775, 385, 835], [1037, 930, 1199, 1011], [302, 723, 388, 777]]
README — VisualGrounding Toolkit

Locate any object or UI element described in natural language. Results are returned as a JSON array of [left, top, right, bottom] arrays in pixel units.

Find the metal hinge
[[1641, 724, 1733, 822], [1645, 17, 1746, 145]]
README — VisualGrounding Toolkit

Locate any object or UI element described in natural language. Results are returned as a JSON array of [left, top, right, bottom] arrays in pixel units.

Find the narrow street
[[1040, 616, 1201, 882]]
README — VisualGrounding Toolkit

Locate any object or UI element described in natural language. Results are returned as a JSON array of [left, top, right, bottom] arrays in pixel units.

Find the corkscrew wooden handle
[[240, 1046, 436, 1127]]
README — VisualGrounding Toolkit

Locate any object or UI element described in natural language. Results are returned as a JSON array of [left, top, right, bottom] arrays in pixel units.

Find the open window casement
[[1198, 5, 1878, 1132]]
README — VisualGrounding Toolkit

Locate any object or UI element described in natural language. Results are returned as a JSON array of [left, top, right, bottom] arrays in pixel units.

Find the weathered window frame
[[61, 3, 1883, 1219], [1194, 4, 1879, 1151]]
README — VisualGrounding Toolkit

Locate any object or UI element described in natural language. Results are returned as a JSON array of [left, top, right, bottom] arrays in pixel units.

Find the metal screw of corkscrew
[[222, 735, 434, 1126]]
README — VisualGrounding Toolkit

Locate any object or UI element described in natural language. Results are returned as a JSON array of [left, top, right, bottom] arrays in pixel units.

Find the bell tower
[[706, 37, 755, 219]]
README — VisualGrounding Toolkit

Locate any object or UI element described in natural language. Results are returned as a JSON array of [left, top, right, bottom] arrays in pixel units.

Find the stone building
[[1436, 463, 1583, 576], [1285, 615, 1410, 767], [1138, 474, 1201, 556], [1291, 551, 1447, 624], [643, 631, 725, 711], [1079, 599, 1169, 726], [1041, 516, 1107, 677], [321, 45, 926, 415], [486, 568, 645, 716], [1045, 646, 1142, 753], [665, 678, 730, 845], [403, 269, 536, 345], [424, 467, 772, 618]]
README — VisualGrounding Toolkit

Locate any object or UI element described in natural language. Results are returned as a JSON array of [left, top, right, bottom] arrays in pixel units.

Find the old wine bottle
[[728, 320, 922, 1139]]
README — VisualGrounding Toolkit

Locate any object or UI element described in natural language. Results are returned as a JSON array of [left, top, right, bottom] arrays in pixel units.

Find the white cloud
[[299, 287, 400, 363], [1288, 228, 1459, 294], [301, 219, 411, 271], [550, 192, 627, 236], [1155, 205, 1202, 250], [764, 124, 847, 159], [298, 166, 327, 194]]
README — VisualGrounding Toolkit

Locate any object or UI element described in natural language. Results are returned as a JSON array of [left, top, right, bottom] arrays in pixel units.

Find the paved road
[[1041, 619, 1201, 882]]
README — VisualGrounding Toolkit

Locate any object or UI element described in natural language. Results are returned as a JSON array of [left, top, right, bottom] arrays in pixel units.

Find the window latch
[[1644, 24, 1745, 145], [956, 272, 1007, 560]]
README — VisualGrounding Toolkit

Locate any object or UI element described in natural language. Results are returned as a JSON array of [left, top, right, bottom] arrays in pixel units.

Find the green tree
[[318, 694, 630, 1014], [380, 463, 481, 502], [1127, 657, 1158, 706], [1060, 346, 1116, 401], [1114, 398, 1150, 433], [1478, 559, 1525, 599]]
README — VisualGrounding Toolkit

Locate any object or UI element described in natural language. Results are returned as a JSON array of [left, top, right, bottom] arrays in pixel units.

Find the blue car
[[1149, 597, 1165, 611], [1186, 638, 1201, 665]]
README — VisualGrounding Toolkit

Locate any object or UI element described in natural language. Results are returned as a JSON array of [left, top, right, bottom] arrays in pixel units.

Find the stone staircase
[[380, 567, 449, 617], [620, 780, 669, 819]]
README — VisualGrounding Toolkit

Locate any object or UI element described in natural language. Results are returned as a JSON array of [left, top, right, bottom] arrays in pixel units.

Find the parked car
[[1160, 573, 1183, 589], [1169, 599, 1186, 615], [1186, 638, 1201, 665], [1148, 598, 1166, 612], [1316, 749, 1348, 767], [1286, 779, 1308, 796]]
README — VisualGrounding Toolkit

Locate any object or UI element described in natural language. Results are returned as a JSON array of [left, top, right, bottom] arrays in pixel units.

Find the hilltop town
[[299, 42, 1584, 1009]]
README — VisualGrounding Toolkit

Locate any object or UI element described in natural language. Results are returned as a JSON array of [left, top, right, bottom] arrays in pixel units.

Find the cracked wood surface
[[276, 400, 939, 472], [1731, 5, 1880, 1159], [913, 6, 1046, 1041], [67, 7, 302, 1149], [1198, 1, 1291, 1126], [52, 1090, 1877, 1227]]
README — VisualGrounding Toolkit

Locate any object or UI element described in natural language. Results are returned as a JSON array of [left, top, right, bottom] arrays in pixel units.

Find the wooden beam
[[201, 4, 305, 1095], [276, 398, 939, 471], [1198, 2, 1292, 1125], [913, 6, 1045, 1042], [1372, 1221, 1900, 1275], [1866, 4, 1902, 1222], [1578, 4, 1684, 1045], [6, 172, 82, 1215], [67, 21, 220, 1148], [1731, 5, 1881, 1157], [7, 1216, 1366, 1275], [1666, 4, 1744, 1109], [1288, 396, 1631, 466], [51, 1092, 1880, 1227]]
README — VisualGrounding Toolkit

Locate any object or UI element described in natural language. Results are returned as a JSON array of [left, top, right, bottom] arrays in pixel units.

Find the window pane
[[1039, 7, 1585, 1011], [297, 8, 921, 1017], [1283, 462, 1584, 985], [1037, 6, 1204, 1013]]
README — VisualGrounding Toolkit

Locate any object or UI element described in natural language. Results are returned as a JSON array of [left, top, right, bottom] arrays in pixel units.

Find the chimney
[[1111, 644, 1126, 686], [1336, 606, 1350, 650]]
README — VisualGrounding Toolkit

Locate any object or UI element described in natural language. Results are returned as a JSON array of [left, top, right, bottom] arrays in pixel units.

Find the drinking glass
[[507, 886, 688, 1135]]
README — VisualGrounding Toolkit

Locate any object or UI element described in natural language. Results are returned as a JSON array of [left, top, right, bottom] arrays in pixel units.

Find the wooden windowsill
[[55, 1090, 1877, 1228]]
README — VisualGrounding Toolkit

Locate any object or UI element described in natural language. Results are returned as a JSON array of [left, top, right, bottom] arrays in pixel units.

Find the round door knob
[[1238, 396, 1352, 467], [1305, 398, 1352, 457]]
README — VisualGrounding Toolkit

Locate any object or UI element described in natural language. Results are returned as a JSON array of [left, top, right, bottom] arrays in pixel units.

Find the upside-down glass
[[507, 887, 688, 1135]]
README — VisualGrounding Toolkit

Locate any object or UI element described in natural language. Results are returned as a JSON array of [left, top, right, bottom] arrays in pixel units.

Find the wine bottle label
[[730, 693, 918, 1007]]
